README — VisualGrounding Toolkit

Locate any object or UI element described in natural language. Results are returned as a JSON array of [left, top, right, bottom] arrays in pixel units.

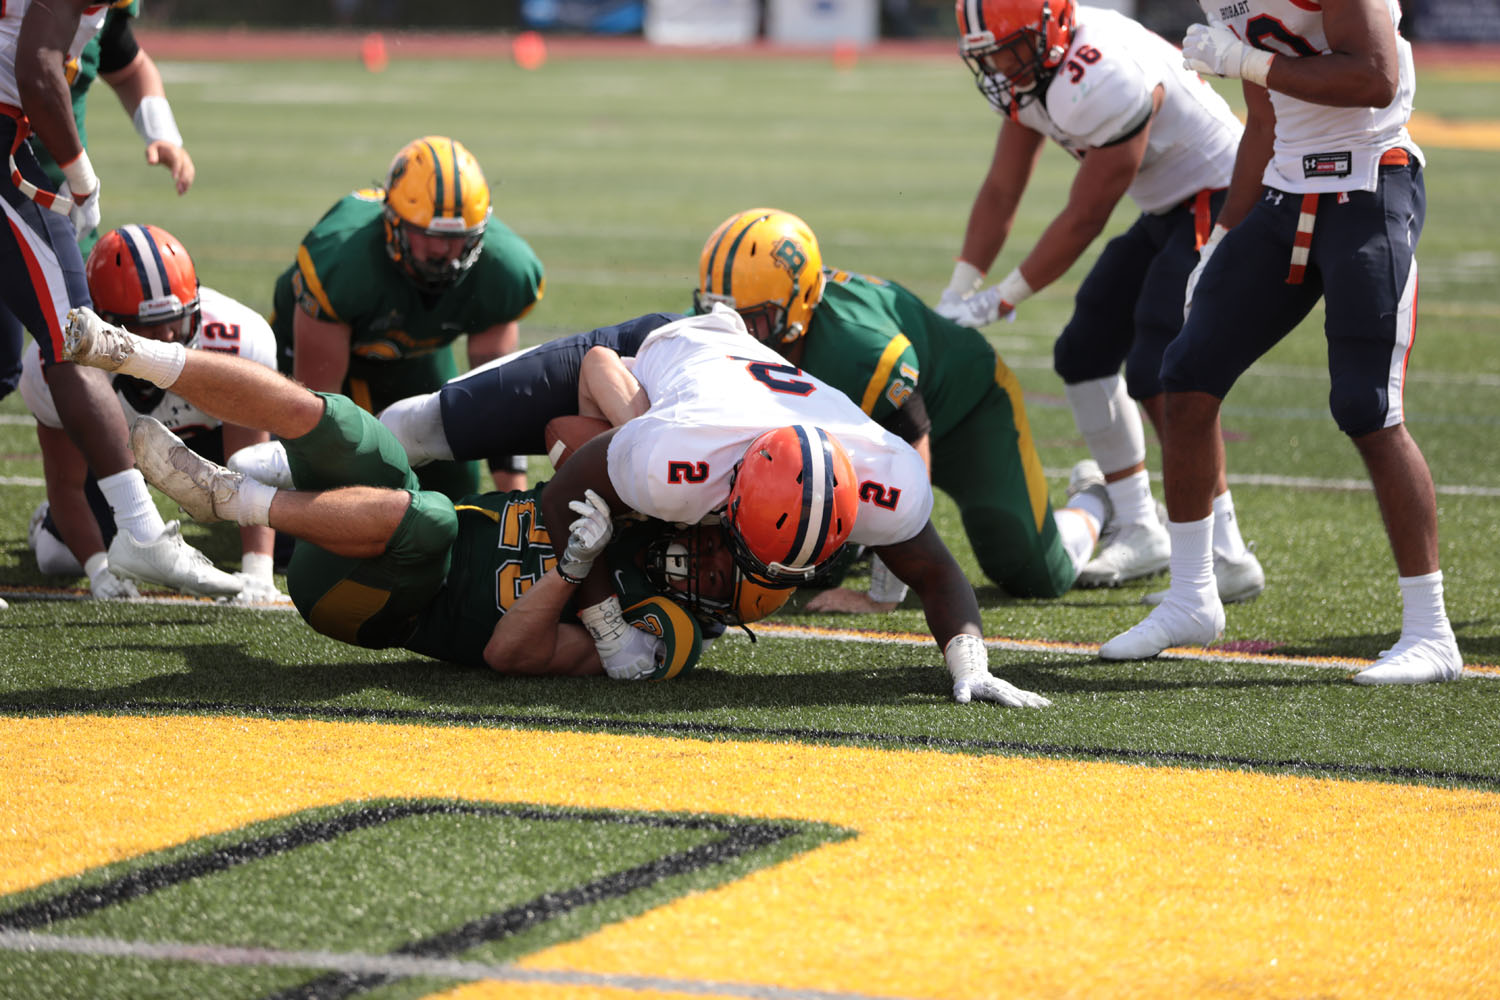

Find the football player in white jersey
[[1101, 0, 1463, 685], [1, 0, 235, 605], [20, 225, 282, 603], [941, 0, 1264, 604], [541, 307, 1052, 708]]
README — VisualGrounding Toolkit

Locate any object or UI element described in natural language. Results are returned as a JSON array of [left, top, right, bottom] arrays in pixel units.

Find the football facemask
[[645, 523, 794, 627]]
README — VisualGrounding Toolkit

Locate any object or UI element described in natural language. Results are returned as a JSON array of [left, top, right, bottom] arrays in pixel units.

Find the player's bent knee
[[1328, 378, 1388, 438]]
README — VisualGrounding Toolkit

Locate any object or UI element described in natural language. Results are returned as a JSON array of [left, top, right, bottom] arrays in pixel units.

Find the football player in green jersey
[[31, 0, 195, 253], [62, 304, 783, 679], [694, 209, 1111, 609], [269, 135, 545, 503]]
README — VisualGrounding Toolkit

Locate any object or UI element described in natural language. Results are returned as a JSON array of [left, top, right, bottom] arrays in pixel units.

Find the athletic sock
[[1212, 489, 1248, 559], [1398, 570, 1455, 641], [113, 334, 187, 388], [1106, 469, 1158, 528], [98, 469, 168, 544], [1166, 515, 1215, 603]]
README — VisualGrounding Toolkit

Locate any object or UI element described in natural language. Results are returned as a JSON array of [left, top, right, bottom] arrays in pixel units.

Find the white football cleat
[[106, 521, 242, 598], [1099, 598, 1224, 660], [63, 306, 141, 372], [1143, 546, 1266, 606], [28, 500, 50, 553], [227, 440, 294, 489], [1078, 521, 1171, 587], [131, 416, 245, 523], [1353, 635, 1463, 685]]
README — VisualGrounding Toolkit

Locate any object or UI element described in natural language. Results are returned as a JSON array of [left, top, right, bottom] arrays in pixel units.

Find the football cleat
[[1099, 597, 1225, 661], [106, 521, 242, 598], [1077, 521, 1170, 587], [130, 416, 246, 523], [86, 224, 201, 343], [27, 500, 50, 554], [695, 208, 825, 345], [957, 0, 1078, 115], [1142, 545, 1265, 606], [63, 306, 141, 371], [227, 440, 295, 489], [1353, 635, 1463, 685]]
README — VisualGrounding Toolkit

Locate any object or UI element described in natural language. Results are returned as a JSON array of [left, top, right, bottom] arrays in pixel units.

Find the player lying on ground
[[20, 224, 280, 602], [61, 305, 782, 677], [540, 306, 1054, 708]]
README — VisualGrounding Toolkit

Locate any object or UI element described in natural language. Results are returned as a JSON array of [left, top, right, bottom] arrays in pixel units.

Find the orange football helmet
[[695, 208, 825, 346], [85, 224, 201, 343], [722, 425, 858, 587], [956, 0, 1076, 115], [646, 523, 794, 627], [382, 135, 492, 292]]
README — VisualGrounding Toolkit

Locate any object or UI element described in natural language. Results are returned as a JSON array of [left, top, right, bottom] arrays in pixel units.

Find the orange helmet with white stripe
[[85, 224, 201, 343], [956, 0, 1076, 115]]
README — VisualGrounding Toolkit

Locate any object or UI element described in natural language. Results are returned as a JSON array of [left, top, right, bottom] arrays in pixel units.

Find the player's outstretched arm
[[876, 522, 1051, 708], [486, 571, 603, 675]]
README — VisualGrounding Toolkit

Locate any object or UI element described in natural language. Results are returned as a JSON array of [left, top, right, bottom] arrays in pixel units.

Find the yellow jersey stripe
[[859, 334, 913, 415]]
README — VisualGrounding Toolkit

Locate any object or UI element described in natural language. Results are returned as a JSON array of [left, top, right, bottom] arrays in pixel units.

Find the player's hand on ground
[[952, 671, 1051, 707], [804, 587, 899, 614], [227, 571, 288, 606], [600, 625, 666, 681], [558, 489, 612, 581], [85, 553, 140, 601], [944, 633, 1050, 707]]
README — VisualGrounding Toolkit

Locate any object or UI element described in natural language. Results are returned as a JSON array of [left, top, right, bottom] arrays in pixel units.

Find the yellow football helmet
[[382, 135, 492, 292], [695, 208, 825, 346]]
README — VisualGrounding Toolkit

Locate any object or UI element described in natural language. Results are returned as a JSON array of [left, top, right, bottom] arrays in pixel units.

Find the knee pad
[[1328, 376, 1388, 438], [1064, 375, 1145, 473], [377, 392, 452, 465]]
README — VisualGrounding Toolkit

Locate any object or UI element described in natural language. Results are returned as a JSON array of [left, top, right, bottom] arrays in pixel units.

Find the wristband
[[945, 259, 985, 297], [133, 95, 184, 148], [578, 595, 629, 645], [60, 150, 99, 197], [1240, 49, 1274, 88], [241, 551, 275, 582], [943, 633, 988, 682], [995, 267, 1035, 310]]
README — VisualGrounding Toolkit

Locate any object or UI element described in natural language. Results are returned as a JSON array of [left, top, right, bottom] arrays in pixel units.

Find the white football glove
[[579, 595, 666, 680], [85, 551, 141, 601], [945, 634, 1051, 707], [226, 553, 287, 606], [1183, 223, 1229, 323], [1182, 22, 1274, 87], [556, 489, 612, 583], [68, 183, 101, 242]]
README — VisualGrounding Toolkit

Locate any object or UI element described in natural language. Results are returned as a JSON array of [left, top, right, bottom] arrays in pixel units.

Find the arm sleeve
[[878, 388, 931, 444], [96, 12, 140, 75]]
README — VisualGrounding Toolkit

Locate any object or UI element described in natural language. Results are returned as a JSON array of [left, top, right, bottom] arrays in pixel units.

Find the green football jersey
[[800, 268, 999, 441], [402, 490, 667, 668], [270, 190, 545, 379]]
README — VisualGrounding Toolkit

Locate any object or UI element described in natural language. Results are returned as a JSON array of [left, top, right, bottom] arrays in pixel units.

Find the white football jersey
[[1015, 5, 1243, 214], [0, 1, 109, 108], [1198, 0, 1422, 193], [607, 306, 934, 548], [21, 287, 278, 436]]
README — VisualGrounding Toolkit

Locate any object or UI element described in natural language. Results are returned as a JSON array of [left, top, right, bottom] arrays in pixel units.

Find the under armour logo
[[1264, 191, 1284, 206]]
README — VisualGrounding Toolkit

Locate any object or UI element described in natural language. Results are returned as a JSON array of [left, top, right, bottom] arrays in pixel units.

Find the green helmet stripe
[[422, 138, 447, 218], [717, 210, 772, 299]]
